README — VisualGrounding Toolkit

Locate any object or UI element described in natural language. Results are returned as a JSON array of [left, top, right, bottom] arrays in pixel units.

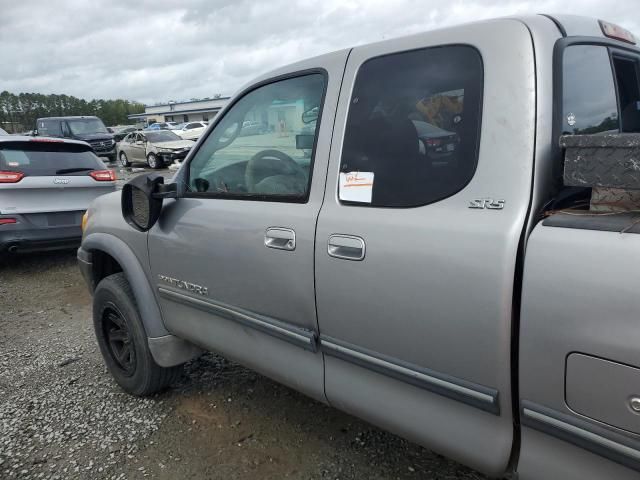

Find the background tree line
[[0, 91, 145, 132]]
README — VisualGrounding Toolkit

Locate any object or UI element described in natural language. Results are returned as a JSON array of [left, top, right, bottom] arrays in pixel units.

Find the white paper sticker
[[339, 171, 374, 203]]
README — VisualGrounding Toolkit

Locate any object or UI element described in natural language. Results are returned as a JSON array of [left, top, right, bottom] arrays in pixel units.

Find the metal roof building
[[128, 97, 230, 124]]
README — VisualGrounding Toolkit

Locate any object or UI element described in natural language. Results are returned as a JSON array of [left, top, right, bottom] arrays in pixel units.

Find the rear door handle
[[265, 227, 296, 251], [328, 235, 365, 261]]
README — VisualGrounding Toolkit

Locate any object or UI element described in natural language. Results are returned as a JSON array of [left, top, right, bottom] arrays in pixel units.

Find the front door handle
[[328, 235, 365, 261], [265, 227, 296, 251]]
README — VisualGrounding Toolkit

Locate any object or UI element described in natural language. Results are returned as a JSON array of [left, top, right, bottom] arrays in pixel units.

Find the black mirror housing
[[121, 173, 168, 232]]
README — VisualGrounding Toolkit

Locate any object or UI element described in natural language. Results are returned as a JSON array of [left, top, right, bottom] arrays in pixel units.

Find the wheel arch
[[81, 232, 168, 338], [80, 232, 202, 367]]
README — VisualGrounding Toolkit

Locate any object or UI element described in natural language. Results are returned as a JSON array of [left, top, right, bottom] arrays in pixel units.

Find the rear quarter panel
[[519, 223, 640, 479]]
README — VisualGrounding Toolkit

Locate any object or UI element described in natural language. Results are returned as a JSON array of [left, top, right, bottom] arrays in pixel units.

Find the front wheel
[[147, 153, 162, 169], [119, 151, 131, 167], [93, 273, 182, 396]]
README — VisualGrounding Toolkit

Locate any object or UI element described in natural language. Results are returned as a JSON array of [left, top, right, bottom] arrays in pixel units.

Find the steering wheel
[[245, 149, 305, 193]]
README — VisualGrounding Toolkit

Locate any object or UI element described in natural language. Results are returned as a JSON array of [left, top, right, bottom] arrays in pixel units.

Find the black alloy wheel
[[103, 305, 136, 376]]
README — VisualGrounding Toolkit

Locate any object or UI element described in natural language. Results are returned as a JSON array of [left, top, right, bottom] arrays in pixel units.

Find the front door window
[[187, 74, 326, 201]]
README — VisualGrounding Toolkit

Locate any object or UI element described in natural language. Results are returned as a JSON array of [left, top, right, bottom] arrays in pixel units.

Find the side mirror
[[121, 173, 177, 232], [135, 140, 144, 145]]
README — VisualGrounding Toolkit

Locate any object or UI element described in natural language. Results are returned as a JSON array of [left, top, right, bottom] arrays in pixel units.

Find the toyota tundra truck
[[77, 14, 640, 479]]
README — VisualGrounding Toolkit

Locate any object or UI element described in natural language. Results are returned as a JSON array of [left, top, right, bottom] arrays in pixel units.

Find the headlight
[[110, 139, 115, 146]]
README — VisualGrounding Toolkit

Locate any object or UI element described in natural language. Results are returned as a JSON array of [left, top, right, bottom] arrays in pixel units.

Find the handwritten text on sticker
[[339, 171, 374, 203]]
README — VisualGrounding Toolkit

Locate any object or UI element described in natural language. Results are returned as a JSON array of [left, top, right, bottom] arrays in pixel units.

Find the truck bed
[[517, 214, 640, 479]]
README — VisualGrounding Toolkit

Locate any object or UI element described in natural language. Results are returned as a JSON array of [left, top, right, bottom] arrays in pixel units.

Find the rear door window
[[339, 45, 483, 207], [0, 142, 102, 176]]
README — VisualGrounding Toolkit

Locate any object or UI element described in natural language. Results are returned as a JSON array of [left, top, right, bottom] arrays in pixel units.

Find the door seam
[[313, 47, 354, 406]]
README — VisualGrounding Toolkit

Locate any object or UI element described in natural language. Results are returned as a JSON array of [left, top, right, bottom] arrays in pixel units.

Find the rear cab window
[[554, 42, 640, 210], [339, 45, 483, 207], [0, 141, 103, 177], [562, 45, 640, 135], [613, 55, 640, 132]]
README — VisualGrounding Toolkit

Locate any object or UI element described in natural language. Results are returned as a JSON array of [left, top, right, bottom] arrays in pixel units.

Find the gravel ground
[[0, 199, 488, 480]]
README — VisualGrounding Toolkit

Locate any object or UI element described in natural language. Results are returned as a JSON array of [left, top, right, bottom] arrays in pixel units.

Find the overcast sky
[[1, 0, 638, 105]]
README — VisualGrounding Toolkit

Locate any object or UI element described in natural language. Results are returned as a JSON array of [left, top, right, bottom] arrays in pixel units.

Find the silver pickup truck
[[78, 14, 640, 479]]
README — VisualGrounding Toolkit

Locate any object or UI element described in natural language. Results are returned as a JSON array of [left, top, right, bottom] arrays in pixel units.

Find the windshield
[[145, 131, 181, 142], [68, 118, 109, 135]]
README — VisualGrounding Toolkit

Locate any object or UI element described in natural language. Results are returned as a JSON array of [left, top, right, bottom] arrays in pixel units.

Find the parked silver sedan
[[117, 130, 194, 169], [0, 136, 115, 253]]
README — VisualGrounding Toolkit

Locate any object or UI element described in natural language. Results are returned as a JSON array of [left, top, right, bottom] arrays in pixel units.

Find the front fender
[[80, 232, 168, 338]]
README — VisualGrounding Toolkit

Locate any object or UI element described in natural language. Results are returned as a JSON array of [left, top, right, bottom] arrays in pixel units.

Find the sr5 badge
[[469, 198, 505, 210]]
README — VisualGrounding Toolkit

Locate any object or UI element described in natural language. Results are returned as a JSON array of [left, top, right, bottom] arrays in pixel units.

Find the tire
[[119, 151, 131, 167], [93, 273, 182, 396], [147, 153, 162, 169]]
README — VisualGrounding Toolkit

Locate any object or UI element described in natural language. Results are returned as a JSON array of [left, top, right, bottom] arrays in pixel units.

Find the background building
[[128, 96, 229, 125]]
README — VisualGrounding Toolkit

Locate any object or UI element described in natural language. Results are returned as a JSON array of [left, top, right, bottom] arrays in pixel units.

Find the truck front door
[[147, 52, 348, 402], [314, 20, 536, 476]]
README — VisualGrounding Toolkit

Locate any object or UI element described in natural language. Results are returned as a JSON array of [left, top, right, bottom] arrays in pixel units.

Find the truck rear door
[[314, 19, 537, 476]]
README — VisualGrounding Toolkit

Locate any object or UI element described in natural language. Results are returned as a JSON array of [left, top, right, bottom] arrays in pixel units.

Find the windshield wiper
[[55, 167, 94, 174]]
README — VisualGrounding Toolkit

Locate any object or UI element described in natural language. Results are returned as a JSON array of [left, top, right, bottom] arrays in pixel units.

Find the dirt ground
[[0, 243, 487, 480]]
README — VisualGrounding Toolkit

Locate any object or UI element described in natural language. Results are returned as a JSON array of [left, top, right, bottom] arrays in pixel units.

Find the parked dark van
[[35, 116, 116, 162]]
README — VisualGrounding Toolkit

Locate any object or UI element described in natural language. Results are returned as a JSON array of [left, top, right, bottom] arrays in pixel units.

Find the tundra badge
[[158, 275, 209, 296]]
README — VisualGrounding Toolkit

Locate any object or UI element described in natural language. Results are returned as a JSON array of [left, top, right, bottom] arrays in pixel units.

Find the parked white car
[[175, 121, 208, 141]]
